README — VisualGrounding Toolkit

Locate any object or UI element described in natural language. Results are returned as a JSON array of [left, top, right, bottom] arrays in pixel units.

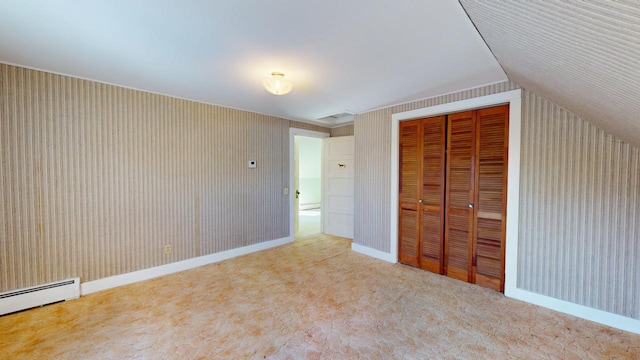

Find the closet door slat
[[398, 120, 421, 267], [445, 111, 476, 282], [420, 116, 446, 273], [473, 105, 509, 291]]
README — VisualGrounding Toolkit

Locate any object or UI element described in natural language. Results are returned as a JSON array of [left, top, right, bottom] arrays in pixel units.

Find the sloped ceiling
[[0, 1, 506, 126], [460, 0, 640, 149]]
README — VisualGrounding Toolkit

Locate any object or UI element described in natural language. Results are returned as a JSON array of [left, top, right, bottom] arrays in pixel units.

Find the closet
[[398, 105, 509, 292]]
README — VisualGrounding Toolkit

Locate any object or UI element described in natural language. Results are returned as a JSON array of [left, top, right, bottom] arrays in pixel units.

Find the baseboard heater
[[0, 278, 80, 316]]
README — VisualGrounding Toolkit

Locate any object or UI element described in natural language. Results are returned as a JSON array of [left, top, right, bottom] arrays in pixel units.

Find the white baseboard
[[81, 236, 293, 296], [351, 243, 397, 263], [506, 287, 640, 334]]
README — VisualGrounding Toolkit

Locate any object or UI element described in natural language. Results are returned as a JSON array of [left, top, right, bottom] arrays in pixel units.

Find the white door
[[323, 136, 354, 238]]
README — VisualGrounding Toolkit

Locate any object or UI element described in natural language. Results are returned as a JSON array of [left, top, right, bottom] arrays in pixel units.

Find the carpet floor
[[1, 234, 638, 359]]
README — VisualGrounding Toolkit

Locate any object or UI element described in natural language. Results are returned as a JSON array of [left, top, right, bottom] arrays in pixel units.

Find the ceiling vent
[[316, 111, 355, 127]]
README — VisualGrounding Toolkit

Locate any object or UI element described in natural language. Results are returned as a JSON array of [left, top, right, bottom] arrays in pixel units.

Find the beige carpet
[[1, 235, 638, 359]]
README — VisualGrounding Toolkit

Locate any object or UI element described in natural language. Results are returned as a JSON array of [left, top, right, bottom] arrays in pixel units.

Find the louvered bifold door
[[420, 116, 446, 273], [398, 120, 421, 267], [473, 105, 509, 291], [445, 111, 476, 282]]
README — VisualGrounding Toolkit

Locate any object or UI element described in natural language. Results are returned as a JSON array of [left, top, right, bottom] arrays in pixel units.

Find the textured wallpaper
[[0, 64, 329, 292], [3, 62, 638, 320], [519, 90, 639, 319], [330, 125, 354, 137], [459, 0, 640, 150]]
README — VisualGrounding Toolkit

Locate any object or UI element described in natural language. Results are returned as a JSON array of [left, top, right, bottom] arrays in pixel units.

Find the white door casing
[[293, 138, 300, 235], [323, 136, 355, 238]]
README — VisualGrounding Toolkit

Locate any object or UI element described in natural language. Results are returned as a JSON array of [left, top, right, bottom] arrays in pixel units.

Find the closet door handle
[[418, 199, 423, 204], [468, 203, 474, 208]]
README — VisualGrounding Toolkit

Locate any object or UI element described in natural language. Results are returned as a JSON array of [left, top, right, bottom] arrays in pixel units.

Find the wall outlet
[[165, 244, 172, 254]]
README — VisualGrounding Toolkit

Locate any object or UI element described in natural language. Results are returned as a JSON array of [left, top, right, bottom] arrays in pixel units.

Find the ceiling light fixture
[[263, 72, 293, 95]]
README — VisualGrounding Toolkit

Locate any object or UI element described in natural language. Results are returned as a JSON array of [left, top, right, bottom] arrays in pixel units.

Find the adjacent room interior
[[1, 1, 639, 358], [294, 135, 322, 239]]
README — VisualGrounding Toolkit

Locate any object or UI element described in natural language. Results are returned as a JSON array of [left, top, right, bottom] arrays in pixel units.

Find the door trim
[[289, 128, 330, 238], [389, 89, 522, 293]]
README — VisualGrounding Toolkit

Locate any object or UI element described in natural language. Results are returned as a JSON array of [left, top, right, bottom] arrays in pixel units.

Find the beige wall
[[353, 81, 639, 319], [4, 62, 638, 320], [519, 89, 639, 319], [0, 64, 329, 292], [330, 124, 354, 137]]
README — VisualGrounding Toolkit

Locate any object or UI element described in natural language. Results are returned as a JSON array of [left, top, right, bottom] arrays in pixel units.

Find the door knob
[[296, 190, 300, 199], [468, 203, 474, 208], [418, 199, 423, 204]]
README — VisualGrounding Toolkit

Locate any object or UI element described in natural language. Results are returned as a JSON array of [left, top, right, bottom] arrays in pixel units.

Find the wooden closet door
[[473, 105, 509, 291], [419, 116, 446, 273], [445, 111, 476, 282], [398, 120, 421, 267]]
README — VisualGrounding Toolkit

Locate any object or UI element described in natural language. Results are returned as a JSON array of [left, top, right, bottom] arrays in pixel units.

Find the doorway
[[295, 136, 322, 238], [289, 128, 330, 239], [389, 89, 522, 294], [398, 106, 509, 292]]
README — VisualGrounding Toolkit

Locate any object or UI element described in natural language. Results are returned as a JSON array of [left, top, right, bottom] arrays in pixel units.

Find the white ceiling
[[460, 0, 640, 149], [0, 0, 506, 127]]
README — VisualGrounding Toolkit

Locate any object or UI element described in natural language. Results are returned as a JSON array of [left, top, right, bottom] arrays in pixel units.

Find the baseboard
[[81, 236, 293, 296], [299, 203, 321, 210], [351, 243, 397, 263], [505, 287, 640, 334]]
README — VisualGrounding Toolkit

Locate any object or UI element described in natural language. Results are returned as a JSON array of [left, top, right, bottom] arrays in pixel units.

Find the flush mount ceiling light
[[263, 72, 293, 95]]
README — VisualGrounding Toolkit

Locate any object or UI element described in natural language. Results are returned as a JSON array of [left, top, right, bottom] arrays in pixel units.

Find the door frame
[[289, 128, 330, 238], [389, 89, 522, 293]]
